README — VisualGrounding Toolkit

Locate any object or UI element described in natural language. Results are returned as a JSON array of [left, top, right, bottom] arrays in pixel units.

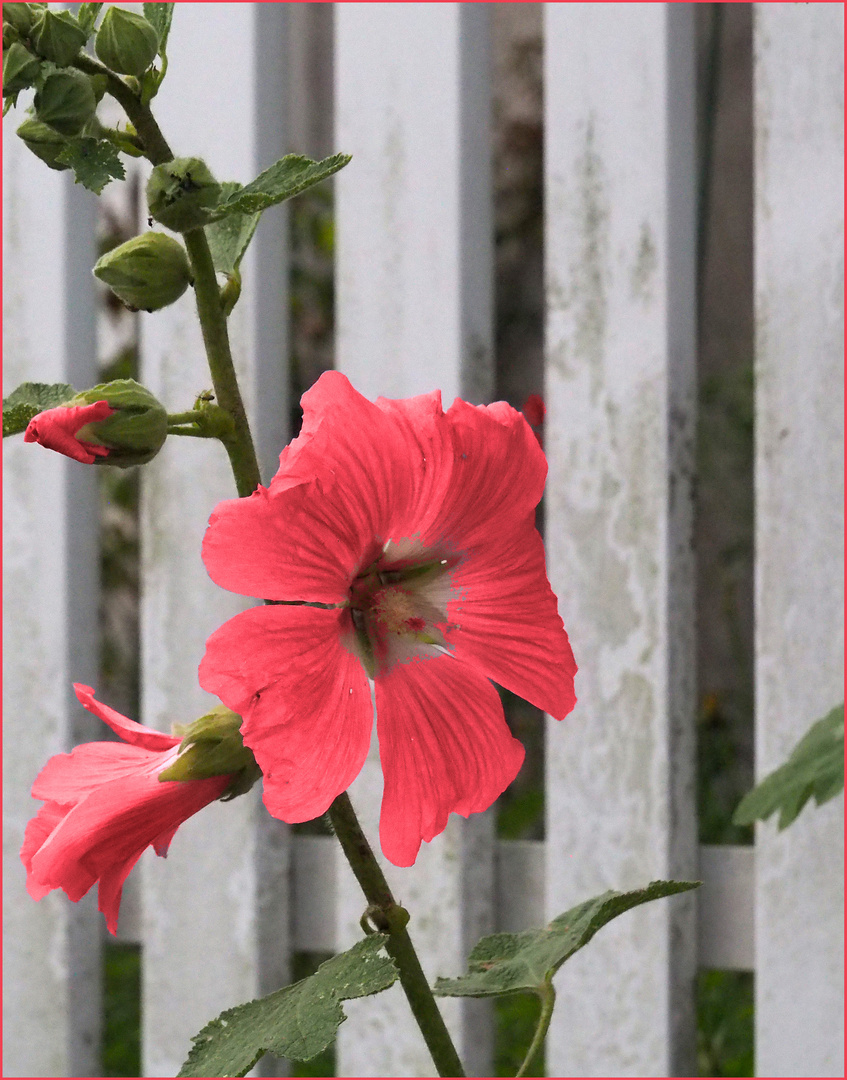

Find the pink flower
[[200, 372, 576, 866], [21, 684, 231, 934], [24, 401, 115, 464]]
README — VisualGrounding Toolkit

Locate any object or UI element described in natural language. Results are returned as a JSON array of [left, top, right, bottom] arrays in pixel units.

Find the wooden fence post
[[753, 5, 844, 1075], [334, 5, 495, 1075], [544, 4, 699, 1074], [2, 116, 101, 1077], [137, 7, 291, 1076]]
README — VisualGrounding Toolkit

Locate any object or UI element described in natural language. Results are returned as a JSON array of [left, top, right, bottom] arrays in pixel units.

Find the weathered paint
[[544, 5, 698, 1075], [753, 6, 844, 1076]]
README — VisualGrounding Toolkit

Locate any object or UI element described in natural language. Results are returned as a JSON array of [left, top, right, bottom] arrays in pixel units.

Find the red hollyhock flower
[[23, 401, 114, 464], [21, 684, 230, 934], [200, 372, 576, 866]]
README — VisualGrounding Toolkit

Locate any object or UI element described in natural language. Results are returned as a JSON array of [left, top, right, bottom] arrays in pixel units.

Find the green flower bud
[[16, 117, 70, 171], [3, 22, 19, 47], [94, 6, 158, 77], [146, 157, 222, 233], [34, 69, 96, 136], [70, 379, 168, 467], [158, 705, 261, 800], [93, 231, 192, 312], [2, 39, 39, 93], [30, 8, 86, 67], [3, 3, 46, 37]]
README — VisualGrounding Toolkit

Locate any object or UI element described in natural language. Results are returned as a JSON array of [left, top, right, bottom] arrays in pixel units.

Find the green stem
[[515, 981, 555, 1079], [167, 410, 203, 426], [328, 792, 466, 1078], [181, 228, 260, 496], [166, 426, 212, 438], [73, 53, 173, 165], [75, 55, 261, 497]]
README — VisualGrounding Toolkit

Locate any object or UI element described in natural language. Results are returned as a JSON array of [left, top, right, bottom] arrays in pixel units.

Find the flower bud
[[94, 6, 158, 78], [3, 3, 46, 37], [158, 705, 261, 800], [34, 69, 96, 136], [2, 39, 40, 93], [30, 8, 86, 67], [146, 157, 222, 233], [93, 231, 192, 312], [16, 117, 70, 171], [67, 379, 169, 467]]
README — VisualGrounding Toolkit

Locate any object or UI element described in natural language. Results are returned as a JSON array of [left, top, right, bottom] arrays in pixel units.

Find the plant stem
[[515, 981, 555, 1079], [181, 228, 261, 496], [74, 54, 174, 165], [76, 56, 262, 497], [328, 792, 466, 1078]]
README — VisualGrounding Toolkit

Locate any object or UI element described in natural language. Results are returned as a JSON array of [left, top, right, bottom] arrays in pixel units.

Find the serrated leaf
[[77, 3, 104, 35], [213, 153, 351, 218], [143, 3, 174, 56], [733, 704, 844, 830], [434, 880, 700, 999], [178, 935, 397, 1078], [3, 381, 76, 437], [204, 183, 260, 277], [56, 137, 125, 194]]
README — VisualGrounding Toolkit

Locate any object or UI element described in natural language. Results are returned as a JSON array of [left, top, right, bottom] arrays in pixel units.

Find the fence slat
[[2, 113, 101, 1077], [753, 6, 844, 1076], [544, 4, 699, 1075], [138, 7, 290, 1076], [334, 5, 494, 1075]]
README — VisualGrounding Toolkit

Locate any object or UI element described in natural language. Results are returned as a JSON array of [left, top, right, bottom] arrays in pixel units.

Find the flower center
[[347, 540, 459, 677]]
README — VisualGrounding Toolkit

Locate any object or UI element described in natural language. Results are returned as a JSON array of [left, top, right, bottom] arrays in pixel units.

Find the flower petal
[[199, 604, 373, 822], [203, 373, 447, 604], [25, 772, 229, 933], [420, 397, 548, 550], [447, 525, 577, 720], [24, 402, 113, 464], [375, 654, 526, 866], [74, 683, 180, 751], [30, 741, 173, 804]]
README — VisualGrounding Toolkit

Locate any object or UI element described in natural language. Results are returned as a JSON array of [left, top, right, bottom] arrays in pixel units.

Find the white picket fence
[[3, 4, 843, 1077]]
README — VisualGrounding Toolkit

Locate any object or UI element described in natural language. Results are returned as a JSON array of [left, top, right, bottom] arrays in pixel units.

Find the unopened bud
[[159, 705, 261, 800], [69, 379, 168, 467], [93, 232, 192, 312], [146, 157, 222, 233], [3, 2, 46, 37], [94, 6, 158, 78], [34, 69, 96, 136], [2, 39, 40, 93], [30, 7, 86, 67], [16, 117, 70, 171]]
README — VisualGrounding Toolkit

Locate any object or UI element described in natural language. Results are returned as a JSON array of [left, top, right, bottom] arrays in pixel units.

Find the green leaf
[[3, 381, 77, 437], [77, 3, 104, 35], [178, 935, 397, 1078], [204, 183, 260, 277], [56, 136, 125, 194], [434, 880, 701, 999], [142, 3, 174, 57], [733, 704, 844, 830], [213, 153, 351, 218]]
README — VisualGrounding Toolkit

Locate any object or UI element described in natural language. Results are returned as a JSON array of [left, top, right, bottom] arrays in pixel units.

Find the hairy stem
[[328, 792, 466, 1078], [515, 981, 555, 1079]]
